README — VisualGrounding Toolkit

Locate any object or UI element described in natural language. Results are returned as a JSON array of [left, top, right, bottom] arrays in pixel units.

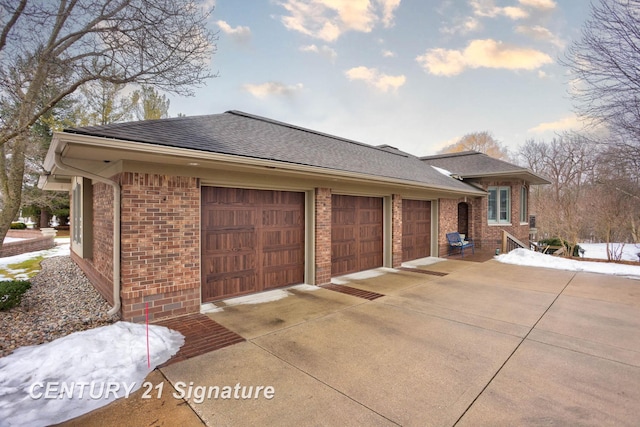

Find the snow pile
[[496, 248, 640, 279], [0, 322, 183, 426]]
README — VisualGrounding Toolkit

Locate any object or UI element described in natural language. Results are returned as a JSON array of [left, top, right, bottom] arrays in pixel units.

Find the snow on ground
[[331, 267, 398, 285], [578, 243, 640, 262], [200, 283, 321, 314], [2, 238, 26, 244], [0, 239, 70, 280], [401, 257, 446, 269], [0, 322, 183, 426], [496, 248, 640, 279]]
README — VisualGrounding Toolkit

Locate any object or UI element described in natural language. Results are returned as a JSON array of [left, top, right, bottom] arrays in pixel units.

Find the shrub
[[10, 222, 27, 230], [538, 238, 582, 257], [0, 280, 31, 311]]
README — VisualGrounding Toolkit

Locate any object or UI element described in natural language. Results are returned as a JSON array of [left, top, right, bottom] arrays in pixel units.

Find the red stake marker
[[146, 302, 150, 368]]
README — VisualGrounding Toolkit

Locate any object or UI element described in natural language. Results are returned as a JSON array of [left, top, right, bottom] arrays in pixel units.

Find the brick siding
[[314, 187, 332, 285], [93, 181, 114, 283], [119, 173, 201, 322], [438, 180, 531, 256], [0, 230, 55, 258], [392, 194, 403, 267]]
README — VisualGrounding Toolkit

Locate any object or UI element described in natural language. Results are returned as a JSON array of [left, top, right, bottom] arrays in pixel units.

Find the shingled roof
[[64, 110, 484, 194], [420, 151, 550, 185]]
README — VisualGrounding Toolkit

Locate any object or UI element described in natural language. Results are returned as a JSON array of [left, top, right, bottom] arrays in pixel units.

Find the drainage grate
[[155, 313, 245, 366], [320, 283, 385, 300], [399, 267, 448, 277]]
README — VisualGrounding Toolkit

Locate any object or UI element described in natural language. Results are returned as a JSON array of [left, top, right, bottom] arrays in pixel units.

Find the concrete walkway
[[62, 258, 640, 426]]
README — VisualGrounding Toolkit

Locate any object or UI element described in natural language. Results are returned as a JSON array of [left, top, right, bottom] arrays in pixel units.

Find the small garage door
[[201, 187, 305, 302], [402, 199, 431, 261], [331, 195, 383, 276]]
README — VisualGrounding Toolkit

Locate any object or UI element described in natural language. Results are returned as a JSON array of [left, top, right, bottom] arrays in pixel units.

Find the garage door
[[201, 187, 305, 302], [402, 199, 431, 261], [331, 195, 383, 276]]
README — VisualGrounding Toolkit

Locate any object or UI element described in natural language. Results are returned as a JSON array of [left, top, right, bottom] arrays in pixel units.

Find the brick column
[[438, 198, 458, 257], [392, 194, 403, 267], [315, 188, 332, 285], [119, 173, 201, 322]]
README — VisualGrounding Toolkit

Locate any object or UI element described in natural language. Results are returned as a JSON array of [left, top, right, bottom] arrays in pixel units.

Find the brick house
[[39, 111, 548, 322], [420, 151, 550, 255]]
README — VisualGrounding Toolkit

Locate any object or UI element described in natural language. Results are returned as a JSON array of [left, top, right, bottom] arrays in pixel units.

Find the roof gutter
[[50, 132, 487, 197], [54, 153, 121, 317]]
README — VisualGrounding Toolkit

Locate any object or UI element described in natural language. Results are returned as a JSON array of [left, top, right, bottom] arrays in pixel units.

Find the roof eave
[[460, 170, 551, 185], [43, 132, 486, 197]]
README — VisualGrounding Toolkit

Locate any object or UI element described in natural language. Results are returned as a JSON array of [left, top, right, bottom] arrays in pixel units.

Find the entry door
[[458, 202, 469, 235], [331, 195, 383, 276], [201, 187, 305, 302]]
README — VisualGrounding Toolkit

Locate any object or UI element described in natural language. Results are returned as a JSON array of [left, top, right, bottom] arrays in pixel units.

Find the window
[[71, 177, 93, 258], [488, 186, 510, 224], [72, 180, 82, 244], [520, 186, 528, 223]]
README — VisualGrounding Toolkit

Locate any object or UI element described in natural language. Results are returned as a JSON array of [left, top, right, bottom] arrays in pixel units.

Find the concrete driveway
[[65, 258, 640, 426]]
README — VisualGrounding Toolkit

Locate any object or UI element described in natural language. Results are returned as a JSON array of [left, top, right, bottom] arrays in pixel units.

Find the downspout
[[54, 153, 121, 316]]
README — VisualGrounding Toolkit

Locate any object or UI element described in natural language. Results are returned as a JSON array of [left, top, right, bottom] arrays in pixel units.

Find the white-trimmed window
[[72, 179, 83, 244], [71, 177, 93, 258], [488, 186, 510, 224], [520, 186, 528, 224]]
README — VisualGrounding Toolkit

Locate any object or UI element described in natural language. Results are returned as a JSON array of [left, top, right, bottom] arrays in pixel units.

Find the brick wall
[[438, 181, 531, 256], [119, 173, 201, 322], [67, 180, 115, 305], [392, 194, 403, 267], [438, 198, 459, 257], [315, 187, 332, 285], [92, 181, 115, 302], [0, 231, 55, 258]]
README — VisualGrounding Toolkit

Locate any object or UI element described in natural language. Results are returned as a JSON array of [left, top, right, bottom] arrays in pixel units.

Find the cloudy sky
[[169, 0, 592, 156]]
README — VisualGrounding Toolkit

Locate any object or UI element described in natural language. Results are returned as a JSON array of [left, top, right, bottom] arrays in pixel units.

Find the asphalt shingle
[[66, 110, 484, 194]]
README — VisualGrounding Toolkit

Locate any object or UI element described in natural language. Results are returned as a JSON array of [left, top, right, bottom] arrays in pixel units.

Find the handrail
[[501, 230, 528, 254]]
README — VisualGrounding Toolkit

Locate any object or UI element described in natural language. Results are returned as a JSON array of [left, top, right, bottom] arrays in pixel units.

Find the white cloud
[[537, 70, 548, 79], [300, 44, 338, 61], [382, 49, 396, 57], [379, 0, 402, 27], [528, 115, 583, 133], [416, 48, 466, 76], [518, 0, 557, 10], [345, 66, 406, 92], [416, 39, 552, 76], [278, 0, 401, 42], [470, 0, 528, 20], [242, 82, 304, 99], [441, 16, 481, 35], [516, 25, 565, 48], [217, 20, 251, 44]]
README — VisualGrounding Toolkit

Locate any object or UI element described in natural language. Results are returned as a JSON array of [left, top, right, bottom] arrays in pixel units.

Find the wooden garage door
[[201, 187, 305, 302], [331, 195, 383, 276], [402, 199, 431, 261]]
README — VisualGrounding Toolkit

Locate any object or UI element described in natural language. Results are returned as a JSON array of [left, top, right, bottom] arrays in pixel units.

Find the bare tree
[[131, 85, 170, 120], [439, 131, 510, 160], [0, 0, 216, 244], [518, 135, 598, 251], [563, 0, 640, 158]]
